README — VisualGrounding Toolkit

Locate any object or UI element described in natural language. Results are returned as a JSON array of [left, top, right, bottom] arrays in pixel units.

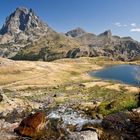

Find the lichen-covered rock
[[14, 112, 46, 137]]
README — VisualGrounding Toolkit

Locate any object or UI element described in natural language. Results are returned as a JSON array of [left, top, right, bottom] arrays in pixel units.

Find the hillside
[[66, 28, 140, 61]]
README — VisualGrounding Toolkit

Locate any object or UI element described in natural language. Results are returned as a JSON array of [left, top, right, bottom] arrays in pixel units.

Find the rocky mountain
[[0, 7, 82, 60], [0, 7, 49, 58], [0, 7, 48, 36], [65, 29, 140, 61], [0, 7, 140, 61]]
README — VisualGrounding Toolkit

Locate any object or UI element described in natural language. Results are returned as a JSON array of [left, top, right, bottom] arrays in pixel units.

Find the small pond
[[89, 64, 140, 87]]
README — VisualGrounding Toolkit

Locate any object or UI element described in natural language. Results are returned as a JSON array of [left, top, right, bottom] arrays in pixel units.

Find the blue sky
[[0, 0, 140, 41]]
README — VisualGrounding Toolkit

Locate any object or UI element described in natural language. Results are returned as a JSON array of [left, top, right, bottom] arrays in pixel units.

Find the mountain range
[[0, 7, 140, 61]]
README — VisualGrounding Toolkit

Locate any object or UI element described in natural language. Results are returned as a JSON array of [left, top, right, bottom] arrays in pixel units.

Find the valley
[[0, 6, 140, 140]]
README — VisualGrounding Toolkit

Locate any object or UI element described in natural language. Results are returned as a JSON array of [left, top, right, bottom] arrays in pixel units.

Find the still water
[[89, 64, 140, 87]]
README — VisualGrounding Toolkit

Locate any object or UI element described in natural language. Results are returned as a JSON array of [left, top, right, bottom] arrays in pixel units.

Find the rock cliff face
[[65, 29, 140, 61], [0, 7, 140, 61], [0, 7, 48, 35]]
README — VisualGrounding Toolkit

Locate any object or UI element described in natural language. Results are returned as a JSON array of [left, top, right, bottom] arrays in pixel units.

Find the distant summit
[[66, 27, 86, 37], [0, 7, 51, 58], [0, 7, 48, 36], [98, 30, 112, 38]]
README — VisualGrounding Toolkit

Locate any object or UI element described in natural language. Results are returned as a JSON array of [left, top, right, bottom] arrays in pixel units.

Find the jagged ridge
[[0, 7, 140, 61]]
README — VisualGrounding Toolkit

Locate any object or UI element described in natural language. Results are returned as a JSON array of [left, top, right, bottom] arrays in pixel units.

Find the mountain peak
[[98, 30, 112, 37], [66, 27, 86, 37], [15, 7, 36, 17], [0, 7, 47, 36], [15, 7, 29, 13]]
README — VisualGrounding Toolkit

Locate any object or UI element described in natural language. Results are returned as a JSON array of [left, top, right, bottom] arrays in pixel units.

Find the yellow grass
[[0, 57, 139, 92]]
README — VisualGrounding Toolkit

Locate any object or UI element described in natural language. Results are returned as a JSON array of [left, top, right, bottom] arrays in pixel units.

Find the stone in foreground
[[14, 112, 46, 137], [69, 131, 98, 140]]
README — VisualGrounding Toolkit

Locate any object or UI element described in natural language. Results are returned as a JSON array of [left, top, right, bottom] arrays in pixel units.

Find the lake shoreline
[[89, 64, 140, 87]]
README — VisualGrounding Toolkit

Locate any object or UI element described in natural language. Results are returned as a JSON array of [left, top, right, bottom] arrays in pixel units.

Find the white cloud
[[114, 22, 127, 27], [130, 28, 140, 32], [131, 23, 136, 27], [115, 22, 122, 27]]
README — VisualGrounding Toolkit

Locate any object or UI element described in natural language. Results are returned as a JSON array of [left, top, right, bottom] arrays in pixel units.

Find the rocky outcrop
[[66, 27, 87, 37], [13, 108, 100, 139], [15, 28, 139, 61], [66, 29, 140, 61], [1, 106, 140, 140], [14, 112, 46, 137]]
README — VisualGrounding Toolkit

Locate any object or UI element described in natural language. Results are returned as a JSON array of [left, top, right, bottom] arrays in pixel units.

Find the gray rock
[[98, 30, 112, 37], [66, 27, 87, 37], [0, 7, 48, 36], [132, 107, 140, 113], [69, 131, 98, 140]]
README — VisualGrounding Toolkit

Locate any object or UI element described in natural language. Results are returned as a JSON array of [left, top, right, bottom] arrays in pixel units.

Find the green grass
[[69, 71, 80, 76], [67, 85, 138, 116], [4, 82, 138, 117], [92, 86, 138, 115]]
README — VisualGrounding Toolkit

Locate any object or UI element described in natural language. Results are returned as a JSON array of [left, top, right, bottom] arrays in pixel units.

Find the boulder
[[14, 112, 46, 137], [69, 131, 98, 140], [132, 107, 140, 113]]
